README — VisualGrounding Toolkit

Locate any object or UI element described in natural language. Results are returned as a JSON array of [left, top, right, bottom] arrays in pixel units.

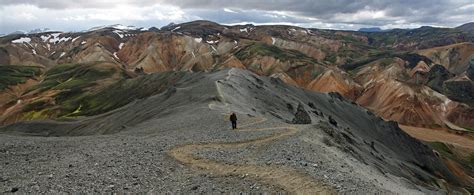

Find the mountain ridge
[[0, 20, 473, 130]]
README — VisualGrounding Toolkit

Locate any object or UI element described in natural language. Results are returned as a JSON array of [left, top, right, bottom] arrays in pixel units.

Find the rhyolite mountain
[[1, 20, 473, 130]]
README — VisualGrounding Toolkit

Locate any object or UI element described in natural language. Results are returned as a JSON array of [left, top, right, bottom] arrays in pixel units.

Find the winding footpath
[[168, 117, 334, 194]]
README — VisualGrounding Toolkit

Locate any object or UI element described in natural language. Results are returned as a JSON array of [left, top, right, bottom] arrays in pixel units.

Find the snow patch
[[119, 43, 124, 49], [32, 49, 37, 55], [40, 35, 50, 42], [88, 24, 139, 31], [47, 33, 71, 44], [191, 51, 196, 58], [113, 30, 124, 38], [288, 28, 296, 35], [240, 28, 248, 33], [11, 37, 31, 44], [57, 37, 71, 43], [271, 37, 276, 45], [59, 52, 66, 58], [113, 52, 119, 59], [207, 40, 219, 44], [171, 26, 181, 32], [81, 41, 87, 45], [194, 38, 202, 43], [111, 24, 138, 30], [72, 36, 80, 43]]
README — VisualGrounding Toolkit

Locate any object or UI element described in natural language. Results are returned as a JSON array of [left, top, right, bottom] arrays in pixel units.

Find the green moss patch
[[427, 141, 474, 169], [22, 62, 121, 117], [66, 71, 187, 116], [235, 43, 320, 65], [0, 65, 42, 90], [27, 63, 116, 93]]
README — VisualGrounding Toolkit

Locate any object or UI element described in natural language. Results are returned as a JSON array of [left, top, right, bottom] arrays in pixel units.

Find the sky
[[1, 0, 473, 34]]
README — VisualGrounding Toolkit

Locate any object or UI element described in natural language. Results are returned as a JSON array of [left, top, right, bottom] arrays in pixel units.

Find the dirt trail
[[168, 117, 334, 194], [400, 125, 474, 151]]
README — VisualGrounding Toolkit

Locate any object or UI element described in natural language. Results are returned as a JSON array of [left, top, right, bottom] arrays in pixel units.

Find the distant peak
[[28, 28, 53, 34], [456, 22, 474, 33], [358, 27, 383, 32], [87, 24, 142, 31], [457, 22, 474, 28]]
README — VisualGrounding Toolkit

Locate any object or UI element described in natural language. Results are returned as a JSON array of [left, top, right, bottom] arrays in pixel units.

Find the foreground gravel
[[0, 104, 424, 194], [0, 105, 289, 193]]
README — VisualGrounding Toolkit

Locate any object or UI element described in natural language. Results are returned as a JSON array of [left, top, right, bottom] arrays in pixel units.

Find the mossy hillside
[[22, 62, 121, 117], [426, 65, 454, 93], [235, 43, 320, 65], [364, 27, 471, 49], [442, 80, 474, 106], [64, 71, 188, 117], [235, 43, 326, 80], [0, 65, 42, 90], [27, 63, 116, 93], [462, 126, 474, 132], [340, 52, 432, 71], [21, 109, 52, 121], [286, 64, 325, 83], [427, 141, 474, 170]]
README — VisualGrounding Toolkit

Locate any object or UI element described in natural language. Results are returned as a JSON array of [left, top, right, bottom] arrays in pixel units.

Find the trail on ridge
[[168, 116, 334, 194]]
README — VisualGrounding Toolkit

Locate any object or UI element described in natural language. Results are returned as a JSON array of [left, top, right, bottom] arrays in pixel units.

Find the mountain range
[[0, 20, 473, 193], [1, 20, 473, 130]]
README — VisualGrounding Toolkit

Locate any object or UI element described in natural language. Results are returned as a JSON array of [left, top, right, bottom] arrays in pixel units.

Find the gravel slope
[[0, 68, 469, 194]]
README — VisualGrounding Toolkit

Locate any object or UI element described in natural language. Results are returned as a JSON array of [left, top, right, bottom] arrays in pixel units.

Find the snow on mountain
[[72, 36, 80, 43], [88, 24, 143, 31], [28, 28, 53, 34], [11, 37, 31, 44]]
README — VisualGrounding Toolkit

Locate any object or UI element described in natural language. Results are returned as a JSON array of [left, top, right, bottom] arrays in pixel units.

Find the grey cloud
[[161, 0, 473, 27], [187, 9, 315, 25], [0, 0, 473, 34], [0, 0, 156, 9]]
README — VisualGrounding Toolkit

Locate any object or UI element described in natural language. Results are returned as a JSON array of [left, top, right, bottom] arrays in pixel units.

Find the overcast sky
[[1, 0, 473, 34]]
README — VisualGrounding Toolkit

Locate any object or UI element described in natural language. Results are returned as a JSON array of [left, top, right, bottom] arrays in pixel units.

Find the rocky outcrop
[[291, 103, 311, 124], [443, 77, 474, 105], [426, 64, 455, 92], [418, 42, 474, 75], [467, 62, 474, 80]]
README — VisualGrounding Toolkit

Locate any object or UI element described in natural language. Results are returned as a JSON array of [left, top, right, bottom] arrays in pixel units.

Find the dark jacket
[[230, 113, 237, 122]]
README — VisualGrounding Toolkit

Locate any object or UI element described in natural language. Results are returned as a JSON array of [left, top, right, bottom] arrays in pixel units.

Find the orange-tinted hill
[[0, 20, 472, 131]]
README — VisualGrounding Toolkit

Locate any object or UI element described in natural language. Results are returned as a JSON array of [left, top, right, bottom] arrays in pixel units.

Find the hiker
[[230, 113, 237, 129]]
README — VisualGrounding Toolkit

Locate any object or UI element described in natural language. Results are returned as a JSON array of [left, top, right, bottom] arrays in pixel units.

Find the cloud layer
[[0, 0, 473, 34]]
